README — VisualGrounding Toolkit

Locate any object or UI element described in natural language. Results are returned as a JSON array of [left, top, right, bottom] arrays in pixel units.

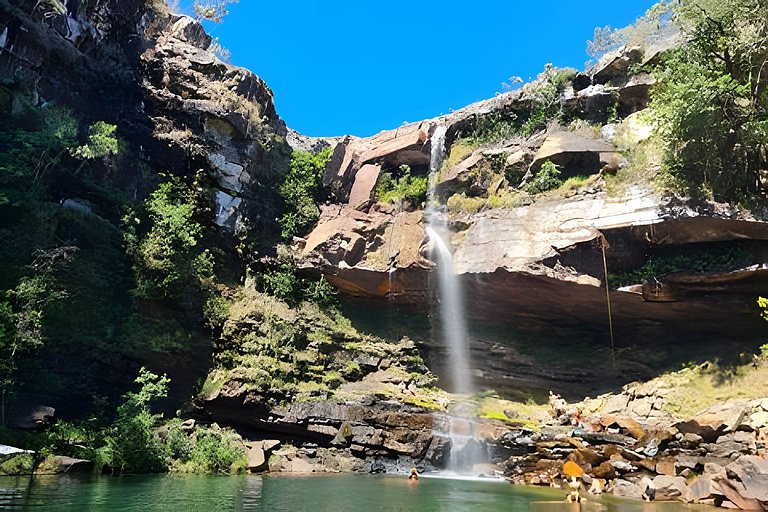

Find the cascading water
[[424, 226, 472, 395], [425, 122, 472, 396], [425, 123, 486, 475]]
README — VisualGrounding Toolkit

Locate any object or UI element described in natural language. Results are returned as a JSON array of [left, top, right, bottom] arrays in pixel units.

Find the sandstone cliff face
[[297, 46, 768, 397]]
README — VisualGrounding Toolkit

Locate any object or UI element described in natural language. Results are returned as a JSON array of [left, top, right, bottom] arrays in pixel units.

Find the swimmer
[[566, 476, 585, 503], [408, 467, 419, 480]]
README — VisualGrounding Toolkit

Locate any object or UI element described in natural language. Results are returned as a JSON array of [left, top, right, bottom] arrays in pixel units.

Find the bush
[[124, 174, 213, 299], [100, 368, 169, 474], [524, 160, 562, 194], [258, 263, 338, 309], [375, 165, 427, 207], [277, 148, 332, 240]]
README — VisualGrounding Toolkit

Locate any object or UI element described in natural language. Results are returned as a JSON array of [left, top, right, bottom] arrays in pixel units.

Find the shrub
[[258, 263, 338, 309], [185, 426, 246, 474], [446, 193, 485, 214], [524, 160, 562, 194], [277, 148, 332, 240], [375, 165, 428, 207], [100, 368, 169, 474], [124, 174, 213, 299]]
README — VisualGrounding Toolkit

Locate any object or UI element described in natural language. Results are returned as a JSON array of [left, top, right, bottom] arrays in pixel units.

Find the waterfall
[[424, 122, 484, 475], [424, 226, 473, 395], [425, 122, 473, 395]]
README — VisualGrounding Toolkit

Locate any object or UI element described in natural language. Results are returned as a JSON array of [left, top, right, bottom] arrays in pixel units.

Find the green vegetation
[[375, 165, 428, 207], [163, 420, 247, 474], [660, 361, 768, 418], [466, 65, 577, 146], [586, 1, 677, 63], [648, 0, 768, 201], [203, 285, 435, 404], [523, 160, 562, 194], [100, 368, 171, 473], [277, 148, 332, 240], [0, 248, 74, 426], [124, 174, 213, 299], [609, 247, 750, 288], [446, 193, 485, 215], [0, 369, 247, 475], [193, 0, 239, 22], [70, 122, 119, 161], [257, 263, 338, 309]]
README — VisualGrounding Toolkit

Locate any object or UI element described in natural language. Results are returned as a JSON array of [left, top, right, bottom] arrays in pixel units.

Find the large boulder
[[528, 132, 622, 177], [676, 401, 750, 442], [652, 475, 691, 502], [348, 164, 381, 211], [323, 122, 432, 198], [712, 457, 768, 510]]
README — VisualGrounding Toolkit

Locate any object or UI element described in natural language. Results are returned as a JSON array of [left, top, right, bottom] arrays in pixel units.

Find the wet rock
[[611, 479, 644, 499]]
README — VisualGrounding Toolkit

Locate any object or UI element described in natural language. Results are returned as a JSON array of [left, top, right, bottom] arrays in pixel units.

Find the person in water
[[408, 467, 419, 480], [566, 476, 584, 503]]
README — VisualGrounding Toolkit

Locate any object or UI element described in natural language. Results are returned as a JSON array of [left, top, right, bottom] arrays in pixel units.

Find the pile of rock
[[504, 395, 768, 510]]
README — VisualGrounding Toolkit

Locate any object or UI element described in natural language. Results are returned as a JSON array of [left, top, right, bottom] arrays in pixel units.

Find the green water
[[0, 474, 707, 512]]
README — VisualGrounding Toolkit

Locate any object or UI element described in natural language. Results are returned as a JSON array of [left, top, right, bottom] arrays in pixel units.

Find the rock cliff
[[296, 46, 768, 398]]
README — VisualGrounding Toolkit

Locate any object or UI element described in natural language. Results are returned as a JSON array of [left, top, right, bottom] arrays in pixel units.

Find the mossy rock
[[0, 453, 35, 475]]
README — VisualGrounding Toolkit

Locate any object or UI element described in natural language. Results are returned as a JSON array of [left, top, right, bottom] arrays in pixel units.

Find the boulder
[[323, 123, 431, 195], [676, 402, 749, 442], [435, 152, 484, 200], [348, 164, 381, 211], [618, 73, 655, 115], [611, 479, 644, 499], [600, 415, 645, 440], [36, 456, 93, 474], [245, 441, 268, 473], [652, 475, 691, 502], [689, 476, 723, 503], [592, 461, 617, 479], [529, 132, 619, 176], [655, 458, 677, 476], [712, 456, 768, 509], [592, 46, 644, 85]]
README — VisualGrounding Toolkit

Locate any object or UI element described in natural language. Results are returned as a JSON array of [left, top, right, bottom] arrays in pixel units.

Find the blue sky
[[187, 1, 656, 137]]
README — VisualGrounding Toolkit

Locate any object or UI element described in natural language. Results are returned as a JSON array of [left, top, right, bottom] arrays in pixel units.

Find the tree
[[193, 0, 238, 23], [100, 368, 169, 473], [648, 0, 768, 201], [0, 247, 76, 426]]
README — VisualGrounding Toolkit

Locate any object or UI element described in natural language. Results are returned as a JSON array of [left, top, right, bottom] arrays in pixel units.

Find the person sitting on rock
[[408, 467, 419, 480], [549, 391, 568, 420], [587, 478, 603, 495]]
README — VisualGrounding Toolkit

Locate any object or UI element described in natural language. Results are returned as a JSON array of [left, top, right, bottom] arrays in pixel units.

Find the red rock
[[348, 164, 381, 211]]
